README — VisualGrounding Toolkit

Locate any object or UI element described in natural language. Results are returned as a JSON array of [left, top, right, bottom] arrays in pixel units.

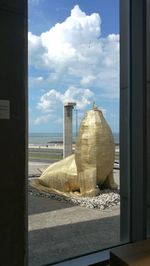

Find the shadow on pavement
[[28, 214, 120, 266], [28, 194, 74, 215]]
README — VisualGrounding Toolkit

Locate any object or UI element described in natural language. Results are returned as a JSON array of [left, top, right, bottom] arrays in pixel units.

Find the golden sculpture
[[31, 104, 117, 197]]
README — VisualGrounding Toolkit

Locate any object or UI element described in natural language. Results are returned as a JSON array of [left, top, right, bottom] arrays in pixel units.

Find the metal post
[[63, 102, 76, 158], [75, 108, 78, 137]]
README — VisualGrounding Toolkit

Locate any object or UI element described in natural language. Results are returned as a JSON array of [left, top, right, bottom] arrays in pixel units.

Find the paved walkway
[[28, 192, 120, 265], [28, 161, 120, 265]]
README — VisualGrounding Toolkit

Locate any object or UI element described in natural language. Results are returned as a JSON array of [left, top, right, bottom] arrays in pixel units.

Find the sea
[[29, 132, 119, 146]]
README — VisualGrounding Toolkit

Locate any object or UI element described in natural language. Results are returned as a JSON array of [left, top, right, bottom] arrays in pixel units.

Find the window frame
[[27, 0, 147, 265], [120, 0, 147, 243]]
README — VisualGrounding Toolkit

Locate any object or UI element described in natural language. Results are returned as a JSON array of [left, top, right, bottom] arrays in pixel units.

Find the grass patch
[[29, 154, 63, 160], [29, 149, 63, 154]]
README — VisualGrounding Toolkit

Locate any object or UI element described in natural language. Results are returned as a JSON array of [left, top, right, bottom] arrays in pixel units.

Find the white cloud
[[29, 5, 119, 127], [30, 76, 44, 82], [37, 86, 94, 112], [29, 76, 45, 90], [34, 114, 51, 125], [55, 117, 63, 124], [28, 32, 46, 67], [37, 76, 43, 81], [29, 0, 43, 5], [81, 75, 96, 85], [40, 5, 101, 64], [28, 5, 119, 100], [28, 5, 101, 71]]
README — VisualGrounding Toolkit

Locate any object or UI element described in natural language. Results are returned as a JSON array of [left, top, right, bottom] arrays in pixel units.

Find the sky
[[28, 0, 119, 133]]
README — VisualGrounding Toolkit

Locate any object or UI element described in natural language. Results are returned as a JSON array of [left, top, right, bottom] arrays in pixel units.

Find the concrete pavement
[[28, 166, 120, 266], [28, 191, 120, 266], [28, 161, 50, 177]]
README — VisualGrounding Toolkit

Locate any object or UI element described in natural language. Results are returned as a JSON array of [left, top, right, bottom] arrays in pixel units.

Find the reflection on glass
[[28, 1, 121, 265]]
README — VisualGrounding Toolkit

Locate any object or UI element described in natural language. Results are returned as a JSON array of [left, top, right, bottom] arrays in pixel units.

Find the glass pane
[[27, 1, 126, 265]]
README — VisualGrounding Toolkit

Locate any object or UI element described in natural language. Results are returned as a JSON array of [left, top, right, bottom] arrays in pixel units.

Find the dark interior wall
[[147, 0, 150, 237], [120, 0, 130, 242], [0, 0, 149, 265], [120, 0, 150, 242], [0, 1, 27, 265]]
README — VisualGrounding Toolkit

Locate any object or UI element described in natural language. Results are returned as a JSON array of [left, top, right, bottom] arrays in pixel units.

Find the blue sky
[[28, 0, 119, 133]]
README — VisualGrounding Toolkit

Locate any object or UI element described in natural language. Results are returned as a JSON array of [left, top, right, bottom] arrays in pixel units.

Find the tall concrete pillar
[[63, 102, 76, 158]]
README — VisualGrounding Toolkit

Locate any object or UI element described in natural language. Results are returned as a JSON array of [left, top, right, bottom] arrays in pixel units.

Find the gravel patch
[[28, 185, 120, 210]]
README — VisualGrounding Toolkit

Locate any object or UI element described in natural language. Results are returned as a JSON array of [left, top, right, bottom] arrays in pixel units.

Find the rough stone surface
[[29, 185, 120, 210]]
